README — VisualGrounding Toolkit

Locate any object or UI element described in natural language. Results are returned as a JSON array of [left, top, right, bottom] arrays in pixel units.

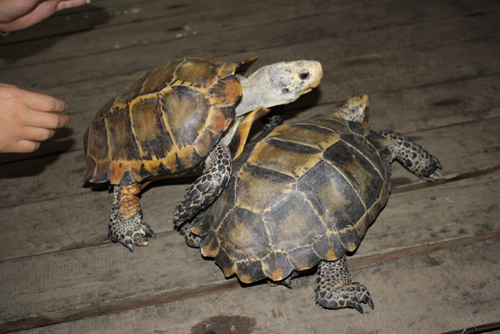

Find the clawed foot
[[108, 215, 156, 252], [180, 224, 201, 248], [421, 156, 443, 181], [315, 282, 374, 313], [173, 188, 210, 228], [109, 184, 156, 252]]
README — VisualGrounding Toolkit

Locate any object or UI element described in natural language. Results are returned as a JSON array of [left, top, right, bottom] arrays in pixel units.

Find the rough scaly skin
[[108, 184, 156, 252], [380, 130, 442, 180], [181, 224, 201, 247], [315, 256, 374, 313], [339, 95, 369, 122], [174, 144, 232, 227]]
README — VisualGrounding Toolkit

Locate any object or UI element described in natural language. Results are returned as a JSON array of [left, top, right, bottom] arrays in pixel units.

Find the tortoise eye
[[282, 88, 290, 94], [299, 71, 310, 80]]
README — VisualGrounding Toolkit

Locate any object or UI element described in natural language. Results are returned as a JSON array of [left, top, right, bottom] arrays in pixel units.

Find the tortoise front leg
[[109, 184, 156, 252], [380, 131, 442, 180], [262, 105, 285, 131], [173, 144, 232, 228], [315, 256, 374, 313], [180, 224, 201, 248]]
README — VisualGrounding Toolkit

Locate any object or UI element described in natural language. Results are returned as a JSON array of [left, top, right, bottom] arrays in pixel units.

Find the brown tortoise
[[83, 56, 323, 251], [184, 95, 442, 312]]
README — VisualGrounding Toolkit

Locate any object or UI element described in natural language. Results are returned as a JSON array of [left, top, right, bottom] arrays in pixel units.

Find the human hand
[[0, 84, 70, 153], [0, 0, 88, 32]]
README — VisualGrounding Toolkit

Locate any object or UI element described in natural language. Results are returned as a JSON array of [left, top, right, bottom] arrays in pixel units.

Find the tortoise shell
[[83, 57, 258, 185], [190, 112, 393, 283]]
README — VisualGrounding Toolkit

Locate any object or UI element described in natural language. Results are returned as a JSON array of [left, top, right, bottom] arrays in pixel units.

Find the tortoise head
[[265, 60, 323, 104], [236, 60, 323, 115], [339, 95, 369, 123]]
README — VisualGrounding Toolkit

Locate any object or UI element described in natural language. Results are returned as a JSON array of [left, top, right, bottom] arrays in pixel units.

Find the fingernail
[[86, 0, 91, 3]]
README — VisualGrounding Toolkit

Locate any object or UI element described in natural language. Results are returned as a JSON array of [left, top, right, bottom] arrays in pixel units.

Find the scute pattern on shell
[[83, 57, 244, 185], [190, 113, 392, 284]]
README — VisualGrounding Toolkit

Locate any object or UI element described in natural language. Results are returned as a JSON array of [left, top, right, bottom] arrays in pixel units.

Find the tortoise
[[184, 95, 442, 312], [83, 56, 323, 251]]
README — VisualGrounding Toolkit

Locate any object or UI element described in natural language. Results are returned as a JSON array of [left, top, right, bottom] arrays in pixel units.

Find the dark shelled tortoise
[[184, 95, 442, 312], [83, 56, 323, 251]]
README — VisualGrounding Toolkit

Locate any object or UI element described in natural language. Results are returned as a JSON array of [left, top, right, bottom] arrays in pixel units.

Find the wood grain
[[15, 239, 500, 334], [1, 172, 498, 332], [0, 0, 498, 332]]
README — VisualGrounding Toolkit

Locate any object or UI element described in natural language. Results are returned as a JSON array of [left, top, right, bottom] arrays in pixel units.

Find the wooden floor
[[0, 0, 499, 333]]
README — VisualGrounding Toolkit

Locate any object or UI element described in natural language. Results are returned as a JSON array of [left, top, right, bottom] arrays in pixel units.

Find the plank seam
[[1, 231, 499, 333]]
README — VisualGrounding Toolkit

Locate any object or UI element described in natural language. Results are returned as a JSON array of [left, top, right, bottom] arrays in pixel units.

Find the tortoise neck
[[235, 70, 275, 116], [236, 83, 271, 116]]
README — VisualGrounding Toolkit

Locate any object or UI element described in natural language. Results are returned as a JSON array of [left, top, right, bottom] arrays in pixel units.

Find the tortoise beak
[[309, 61, 323, 88], [298, 61, 323, 94]]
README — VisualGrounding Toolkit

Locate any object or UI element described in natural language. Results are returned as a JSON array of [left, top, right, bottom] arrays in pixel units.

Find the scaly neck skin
[[234, 71, 275, 116]]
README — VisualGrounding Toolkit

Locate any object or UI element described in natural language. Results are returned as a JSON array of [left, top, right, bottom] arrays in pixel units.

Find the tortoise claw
[[367, 297, 375, 310], [432, 157, 443, 170], [421, 156, 443, 181], [430, 170, 442, 180], [124, 242, 134, 252], [423, 170, 441, 181], [353, 302, 364, 314]]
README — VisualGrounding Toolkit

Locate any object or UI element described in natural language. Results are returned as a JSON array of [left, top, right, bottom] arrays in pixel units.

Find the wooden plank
[[0, 0, 496, 333], [2, 0, 497, 68], [13, 238, 500, 333], [1, 21, 499, 164], [0, 0, 276, 45], [441, 321, 500, 334], [2, 4, 500, 88], [0, 6, 497, 167], [0, 0, 395, 54], [0, 171, 499, 331]]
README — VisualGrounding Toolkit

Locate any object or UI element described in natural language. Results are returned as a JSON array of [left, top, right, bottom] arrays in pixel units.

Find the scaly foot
[[315, 257, 374, 313], [108, 184, 156, 252]]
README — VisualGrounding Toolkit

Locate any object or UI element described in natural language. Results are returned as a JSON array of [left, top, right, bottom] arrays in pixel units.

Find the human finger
[[11, 140, 42, 154], [24, 110, 71, 130], [22, 90, 68, 113], [56, 0, 90, 11], [23, 126, 57, 143]]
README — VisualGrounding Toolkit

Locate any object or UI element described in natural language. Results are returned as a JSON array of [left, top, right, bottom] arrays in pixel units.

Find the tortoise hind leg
[[380, 130, 443, 181], [315, 256, 374, 313], [173, 144, 232, 227], [109, 184, 156, 252]]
